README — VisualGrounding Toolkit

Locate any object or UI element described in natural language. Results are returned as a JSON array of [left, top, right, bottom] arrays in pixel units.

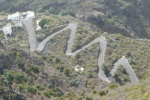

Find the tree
[[39, 19, 47, 28], [127, 52, 131, 57], [51, 75, 59, 88], [86, 97, 93, 100], [26, 85, 37, 94], [113, 72, 119, 79], [49, 7, 57, 14], [7, 4, 15, 13], [69, 79, 78, 86], [99, 90, 108, 96], [64, 68, 70, 76], [122, 68, 127, 74], [102, 64, 109, 75]]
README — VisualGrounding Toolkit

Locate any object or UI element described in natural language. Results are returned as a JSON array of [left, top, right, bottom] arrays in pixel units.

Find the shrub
[[122, 68, 127, 74], [32, 66, 40, 74], [113, 72, 119, 79], [87, 72, 93, 78], [93, 90, 97, 94], [69, 79, 78, 86], [59, 9, 75, 17], [39, 19, 47, 28], [102, 64, 109, 75], [109, 84, 118, 89], [51, 75, 59, 87], [127, 52, 131, 57], [53, 87, 64, 97], [99, 90, 108, 96], [86, 97, 93, 100], [3, 70, 27, 83], [49, 7, 57, 14], [121, 77, 129, 82], [64, 68, 70, 76], [26, 85, 37, 94]]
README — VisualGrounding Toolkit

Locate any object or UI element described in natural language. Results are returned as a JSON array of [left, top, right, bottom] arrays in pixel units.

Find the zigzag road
[[22, 18, 139, 84]]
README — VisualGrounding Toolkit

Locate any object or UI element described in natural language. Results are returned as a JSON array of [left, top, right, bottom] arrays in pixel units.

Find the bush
[[93, 90, 97, 94], [51, 75, 59, 87], [87, 72, 93, 78], [121, 77, 129, 82], [32, 66, 40, 74], [43, 90, 51, 98], [99, 90, 108, 96], [64, 68, 70, 76], [69, 79, 78, 86], [26, 85, 37, 94], [3, 70, 27, 83], [109, 84, 118, 89], [122, 68, 127, 74], [102, 64, 109, 75], [53, 87, 64, 97], [86, 97, 93, 100], [59, 9, 75, 17], [49, 7, 57, 14], [127, 52, 131, 57], [39, 19, 47, 28]]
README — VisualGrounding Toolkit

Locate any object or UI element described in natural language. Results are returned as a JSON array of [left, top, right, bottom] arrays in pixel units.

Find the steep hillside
[[0, 12, 150, 100], [0, 0, 150, 38]]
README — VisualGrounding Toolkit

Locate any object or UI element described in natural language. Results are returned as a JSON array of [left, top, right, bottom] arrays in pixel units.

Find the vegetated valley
[[0, 0, 150, 100]]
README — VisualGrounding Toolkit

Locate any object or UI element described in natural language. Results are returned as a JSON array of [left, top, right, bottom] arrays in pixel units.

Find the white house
[[2, 23, 12, 39], [26, 11, 35, 19], [22, 11, 35, 19], [7, 12, 20, 21], [7, 11, 35, 21]]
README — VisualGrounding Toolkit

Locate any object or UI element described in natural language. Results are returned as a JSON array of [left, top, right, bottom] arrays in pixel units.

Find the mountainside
[[0, 0, 150, 100], [0, 0, 150, 38]]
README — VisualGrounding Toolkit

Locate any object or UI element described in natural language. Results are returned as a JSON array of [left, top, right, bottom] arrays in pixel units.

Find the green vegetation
[[3, 70, 27, 84], [113, 64, 130, 84], [99, 90, 108, 96], [0, 1, 150, 99], [117, 0, 131, 7], [59, 9, 75, 17], [69, 78, 78, 86], [39, 19, 47, 28], [102, 64, 109, 75]]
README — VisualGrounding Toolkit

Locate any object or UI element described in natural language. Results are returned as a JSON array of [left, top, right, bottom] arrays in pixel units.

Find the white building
[[22, 11, 35, 19], [7, 12, 20, 21], [2, 23, 12, 39], [7, 11, 35, 21], [26, 11, 35, 19]]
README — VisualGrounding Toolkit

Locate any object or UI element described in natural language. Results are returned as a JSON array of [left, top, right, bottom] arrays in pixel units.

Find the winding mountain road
[[21, 19, 38, 51], [22, 18, 139, 84]]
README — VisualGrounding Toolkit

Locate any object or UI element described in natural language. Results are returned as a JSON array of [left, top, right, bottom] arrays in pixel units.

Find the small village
[[0, 11, 41, 39]]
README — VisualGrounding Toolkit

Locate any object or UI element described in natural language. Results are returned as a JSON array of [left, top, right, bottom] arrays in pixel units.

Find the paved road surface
[[21, 19, 38, 51]]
